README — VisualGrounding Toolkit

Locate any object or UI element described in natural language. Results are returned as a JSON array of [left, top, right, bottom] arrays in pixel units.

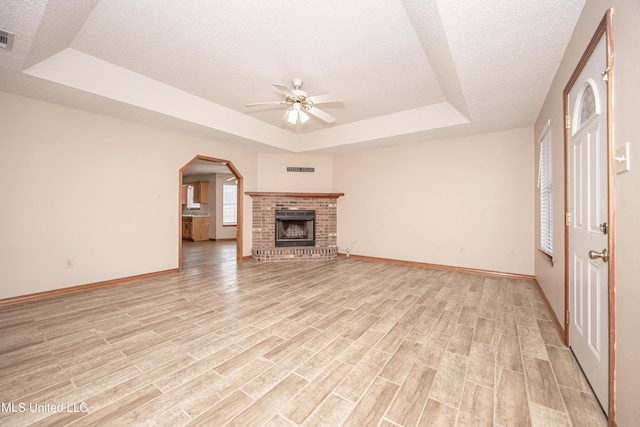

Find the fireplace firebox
[[275, 210, 315, 247]]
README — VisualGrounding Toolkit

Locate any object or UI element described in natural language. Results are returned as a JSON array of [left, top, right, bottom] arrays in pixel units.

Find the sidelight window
[[538, 121, 553, 256]]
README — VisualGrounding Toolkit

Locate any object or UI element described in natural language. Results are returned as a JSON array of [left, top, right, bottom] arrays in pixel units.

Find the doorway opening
[[178, 155, 244, 269]]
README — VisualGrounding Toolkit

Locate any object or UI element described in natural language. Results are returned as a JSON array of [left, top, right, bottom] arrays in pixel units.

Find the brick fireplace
[[246, 192, 344, 261]]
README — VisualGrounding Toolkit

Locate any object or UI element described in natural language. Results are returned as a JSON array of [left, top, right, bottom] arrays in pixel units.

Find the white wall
[[257, 153, 333, 192], [534, 2, 640, 425], [0, 91, 256, 300], [333, 127, 535, 275]]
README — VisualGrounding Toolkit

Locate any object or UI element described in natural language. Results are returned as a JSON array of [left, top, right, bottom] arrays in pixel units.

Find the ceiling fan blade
[[244, 101, 285, 107], [272, 83, 295, 97], [307, 93, 342, 104], [306, 106, 336, 124]]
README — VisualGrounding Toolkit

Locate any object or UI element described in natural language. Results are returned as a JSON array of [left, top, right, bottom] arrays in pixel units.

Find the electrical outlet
[[509, 249, 516, 258], [65, 258, 74, 269], [435, 245, 440, 252], [459, 247, 465, 254]]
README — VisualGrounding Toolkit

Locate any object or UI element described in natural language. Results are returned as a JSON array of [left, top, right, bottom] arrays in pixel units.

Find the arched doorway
[[178, 155, 244, 269]]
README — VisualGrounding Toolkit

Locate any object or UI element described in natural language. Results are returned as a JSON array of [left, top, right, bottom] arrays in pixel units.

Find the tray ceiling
[[0, 0, 585, 153]]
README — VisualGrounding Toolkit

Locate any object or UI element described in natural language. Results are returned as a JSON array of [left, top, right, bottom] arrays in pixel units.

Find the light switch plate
[[615, 142, 630, 174]]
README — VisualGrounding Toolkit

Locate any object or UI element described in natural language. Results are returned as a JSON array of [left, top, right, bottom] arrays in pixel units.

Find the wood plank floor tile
[[335, 349, 390, 403], [529, 402, 571, 427], [340, 314, 380, 341], [241, 346, 315, 399], [531, 301, 552, 320], [430, 309, 458, 339], [497, 334, 524, 373], [497, 311, 519, 336], [337, 329, 384, 366], [302, 324, 349, 353], [428, 350, 469, 408], [523, 356, 565, 412], [495, 367, 531, 427], [263, 327, 321, 363], [341, 376, 399, 427], [537, 319, 565, 347], [399, 303, 427, 325], [266, 414, 297, 426], [0, 241, 604, 427], [22, 364, 146, 426], [447, 324, 475, 356], [71, 383, 163, 426], [374, 321, 413, 354], [559, 385, 608, 426], [379, 339, 423, 384], [281, 361, 353, 424], [0, 363, 65, 402], [474, 317, 500, 346], [385, 362, 437, 426], [418, 398, 458, 426], [457, 305, 479, 327], [516, 308, 540, 329], [457, 381, 494, 427], [416, 333, 449, 369], [295, 336, 352, 380], [547, 345, 591, 391], [148, 406, 193, 427], [114, 368, 223, 423], [299, 393, 354, 426], [186, 390, 254, 427], [466, 342, 496, 388], [312, 307, 352, 330], [518, 325, 549, 360], [213, 335, 284, 377], [405, 312, 438, 343], [227, 373, 308, 427]]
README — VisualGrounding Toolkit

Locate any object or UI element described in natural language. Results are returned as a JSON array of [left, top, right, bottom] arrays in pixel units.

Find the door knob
[[588, 248, 609, 262]]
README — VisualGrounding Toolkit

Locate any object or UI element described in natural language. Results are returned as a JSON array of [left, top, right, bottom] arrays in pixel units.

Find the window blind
[[539, 124, 553, 255]]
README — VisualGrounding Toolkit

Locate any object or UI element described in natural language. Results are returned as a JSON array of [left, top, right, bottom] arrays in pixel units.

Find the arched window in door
[[574, 81, 599, 132]]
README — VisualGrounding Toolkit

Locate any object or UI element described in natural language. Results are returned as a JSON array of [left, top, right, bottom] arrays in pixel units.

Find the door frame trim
[[178, 155, 244, 269], [562, 9, 614, 423]]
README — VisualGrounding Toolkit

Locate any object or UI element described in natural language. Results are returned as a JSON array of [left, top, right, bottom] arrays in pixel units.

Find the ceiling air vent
[[0, 30, 15, 51]]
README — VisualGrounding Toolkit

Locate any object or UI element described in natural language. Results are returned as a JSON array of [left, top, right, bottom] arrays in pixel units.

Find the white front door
[[568, 34, 609, 414]]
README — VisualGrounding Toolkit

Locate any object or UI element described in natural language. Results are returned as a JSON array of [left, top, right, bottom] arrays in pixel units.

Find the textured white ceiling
[[0, 0, 585, 153]]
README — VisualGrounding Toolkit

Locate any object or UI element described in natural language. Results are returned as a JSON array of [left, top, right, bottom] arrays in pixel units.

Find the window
[[186, 185, 200, 210], [223, 184, 237, 225], [579, 84, 597, 125], [538, 122, 553, 256]]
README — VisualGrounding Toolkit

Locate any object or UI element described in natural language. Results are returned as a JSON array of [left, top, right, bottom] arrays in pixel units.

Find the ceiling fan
[[245, 78, 342, 125]]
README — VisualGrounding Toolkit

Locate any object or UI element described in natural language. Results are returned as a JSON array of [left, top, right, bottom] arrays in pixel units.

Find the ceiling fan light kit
[[245, 79, 341, 126], [287, 102, 310, 124]]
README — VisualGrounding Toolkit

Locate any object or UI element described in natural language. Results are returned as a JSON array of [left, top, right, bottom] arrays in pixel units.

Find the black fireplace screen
[[275, 210, 316, 247]]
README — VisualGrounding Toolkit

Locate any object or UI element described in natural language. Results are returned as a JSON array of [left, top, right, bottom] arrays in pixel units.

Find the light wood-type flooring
[[0, 241, 607, 426]]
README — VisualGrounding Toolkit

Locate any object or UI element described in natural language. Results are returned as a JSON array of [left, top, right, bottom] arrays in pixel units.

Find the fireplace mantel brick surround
[[246, 192, 344, 261]]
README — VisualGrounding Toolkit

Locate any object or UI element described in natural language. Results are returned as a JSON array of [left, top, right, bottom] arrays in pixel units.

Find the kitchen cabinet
[[183, 181, 209, 204], [182, 216, 209, 241], [180, 185, 187, 205]]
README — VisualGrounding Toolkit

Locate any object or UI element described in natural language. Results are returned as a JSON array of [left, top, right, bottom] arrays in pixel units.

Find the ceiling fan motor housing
[[288, 88, 311, 108]]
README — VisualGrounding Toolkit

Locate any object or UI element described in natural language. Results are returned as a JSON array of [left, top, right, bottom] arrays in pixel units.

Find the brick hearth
[[246, 192, 344, 261]]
